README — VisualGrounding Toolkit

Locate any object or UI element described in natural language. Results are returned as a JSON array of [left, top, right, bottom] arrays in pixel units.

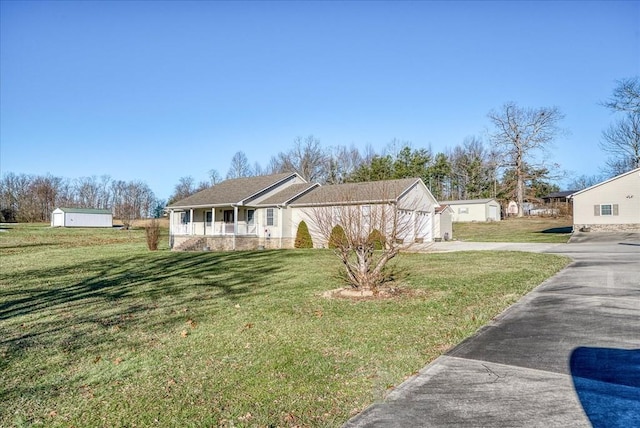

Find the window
[[205, 211, 212, 225], [247, 209, 255, 225], [266, 208, 276, 226], [594, 204, 619, 216], [180, 212, 190, 224]]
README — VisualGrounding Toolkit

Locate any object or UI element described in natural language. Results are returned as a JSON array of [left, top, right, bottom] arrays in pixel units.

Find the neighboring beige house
[[571, 167, 640, 232], [440, 198, 501, 222], [166, 173, 441, 251]]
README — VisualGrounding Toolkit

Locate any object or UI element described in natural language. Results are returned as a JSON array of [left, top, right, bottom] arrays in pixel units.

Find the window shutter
[[594, 205, 600, 216], [613, 204, 619, 216]]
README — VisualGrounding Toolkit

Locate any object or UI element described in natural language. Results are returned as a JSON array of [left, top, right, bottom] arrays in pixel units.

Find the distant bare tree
[[271, 136, 328, 182], [488, 102, 565, 217], [601, 77, 640, 175], [303, 183, 426, 293], [326, 144, 363, 184], [226, 151, 253, 179], [567, 174, 606, 191], [208, 169, 223, 185], [168, 176, 195, 205]]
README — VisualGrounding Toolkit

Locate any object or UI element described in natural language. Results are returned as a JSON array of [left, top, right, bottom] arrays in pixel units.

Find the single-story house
[[166, 173, 441, 251], [570, 167, 640, 232], [439, 198, 501, 222], [51, 207, 113, 228]]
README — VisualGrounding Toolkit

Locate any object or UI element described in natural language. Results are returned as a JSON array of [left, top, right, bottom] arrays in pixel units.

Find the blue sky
[[1, 1, 639, 200]]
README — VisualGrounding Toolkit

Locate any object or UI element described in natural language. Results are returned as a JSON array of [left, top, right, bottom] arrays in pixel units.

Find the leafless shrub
[[145, 218, 160, 251], [302, 181, 428, 293]]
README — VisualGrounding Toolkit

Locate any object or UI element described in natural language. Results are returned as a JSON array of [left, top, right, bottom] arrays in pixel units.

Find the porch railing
[[173, 221, 258, 236]]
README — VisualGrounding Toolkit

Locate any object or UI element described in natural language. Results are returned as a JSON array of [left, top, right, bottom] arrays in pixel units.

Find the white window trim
[[600, 203, 613, 216]]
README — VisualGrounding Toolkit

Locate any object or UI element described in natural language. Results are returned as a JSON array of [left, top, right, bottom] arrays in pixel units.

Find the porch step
[[174, 237, 208, 252]]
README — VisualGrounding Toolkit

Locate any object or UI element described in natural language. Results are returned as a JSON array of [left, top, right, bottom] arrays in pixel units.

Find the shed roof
[[289, 178, 422, 206], [542, 191, 578, 199], [55, 207, 112, 215], [439, 198, 497, 205], [167, 172, 300, 208]]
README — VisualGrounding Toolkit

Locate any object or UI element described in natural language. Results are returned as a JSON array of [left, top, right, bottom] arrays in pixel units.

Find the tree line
[[171, 78, 639, 217], [3, 77, 637, 222], [0, 173, 161, 225]]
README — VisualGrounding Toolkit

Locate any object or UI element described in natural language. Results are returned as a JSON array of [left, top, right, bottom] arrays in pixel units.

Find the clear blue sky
[[2, 1, 639, 200]]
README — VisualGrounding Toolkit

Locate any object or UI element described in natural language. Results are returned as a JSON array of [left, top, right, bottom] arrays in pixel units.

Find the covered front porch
[[169, 206, 258, 237]]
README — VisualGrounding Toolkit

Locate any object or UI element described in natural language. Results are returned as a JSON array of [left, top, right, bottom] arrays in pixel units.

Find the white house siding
[[443, 199, 501, 222], [572, 168, 640, 232]]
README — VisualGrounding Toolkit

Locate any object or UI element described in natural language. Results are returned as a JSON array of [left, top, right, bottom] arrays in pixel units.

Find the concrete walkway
[[345, 235, 640, 427]]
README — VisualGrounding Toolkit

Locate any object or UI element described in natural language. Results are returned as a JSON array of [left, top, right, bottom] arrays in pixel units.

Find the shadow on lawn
[[0, 250, 301, 358]]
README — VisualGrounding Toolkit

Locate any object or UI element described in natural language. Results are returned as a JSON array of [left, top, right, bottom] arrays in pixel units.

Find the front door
[[223, 210, 234, 234]]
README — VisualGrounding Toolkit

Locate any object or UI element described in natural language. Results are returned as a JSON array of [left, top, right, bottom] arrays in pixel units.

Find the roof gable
[[570, 167, 640, 198], [167, 173, 301, 208]]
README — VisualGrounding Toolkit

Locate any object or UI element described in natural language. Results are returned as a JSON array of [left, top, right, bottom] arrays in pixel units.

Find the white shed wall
[[65, 213, 113, 228]]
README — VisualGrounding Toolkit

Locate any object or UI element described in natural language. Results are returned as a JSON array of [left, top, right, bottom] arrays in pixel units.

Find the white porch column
[[169, 210, 174, 235], [211, 208, 215, 236], [190, 209, 194, 235], [278, 207, 283, 249], [233, 206, 238, 250]]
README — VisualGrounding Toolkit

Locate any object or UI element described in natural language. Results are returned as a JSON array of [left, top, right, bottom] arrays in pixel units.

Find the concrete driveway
[[344, 235, 640, 427]]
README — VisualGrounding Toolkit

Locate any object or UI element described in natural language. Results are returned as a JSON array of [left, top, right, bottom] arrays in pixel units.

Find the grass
[[453, 216, 573, 243], [0, 223, 570, 427]]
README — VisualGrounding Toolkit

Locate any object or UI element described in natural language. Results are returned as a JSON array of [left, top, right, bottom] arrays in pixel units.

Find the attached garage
[[51, 208, 113, 228]]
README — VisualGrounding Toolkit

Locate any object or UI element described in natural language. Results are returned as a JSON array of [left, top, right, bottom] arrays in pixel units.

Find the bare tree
[[226, 151, 253, 179], [488, 102, 565, 217], [302, 181, 427, 293], [271, 136, 328, 182], [168, 176, 195, 205], [601, 77, 640, 175], [208, 169, 222, 186]]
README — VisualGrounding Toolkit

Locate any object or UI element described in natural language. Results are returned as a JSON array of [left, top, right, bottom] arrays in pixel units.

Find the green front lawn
[[0, 224, 569, 427]]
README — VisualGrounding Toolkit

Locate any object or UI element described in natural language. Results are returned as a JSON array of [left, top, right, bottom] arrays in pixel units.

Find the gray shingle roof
[[257, 183, 319, 206], [289, 178, 421, 206], [439, 198, 497, 205], [56, 208, 112, 214], [167, 173, 298, 208]]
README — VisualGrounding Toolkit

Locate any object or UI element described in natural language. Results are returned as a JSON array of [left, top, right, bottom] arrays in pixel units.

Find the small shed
[[51, 208, 113, 228], [440, 198, 501, 222], [434, 205, 454, 241]]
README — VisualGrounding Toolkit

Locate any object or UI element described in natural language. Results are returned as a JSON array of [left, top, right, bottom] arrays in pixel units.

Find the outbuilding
[[439, 198, 501, 222], [51, 207, 113, 228], [570, 167, 640, 232]]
